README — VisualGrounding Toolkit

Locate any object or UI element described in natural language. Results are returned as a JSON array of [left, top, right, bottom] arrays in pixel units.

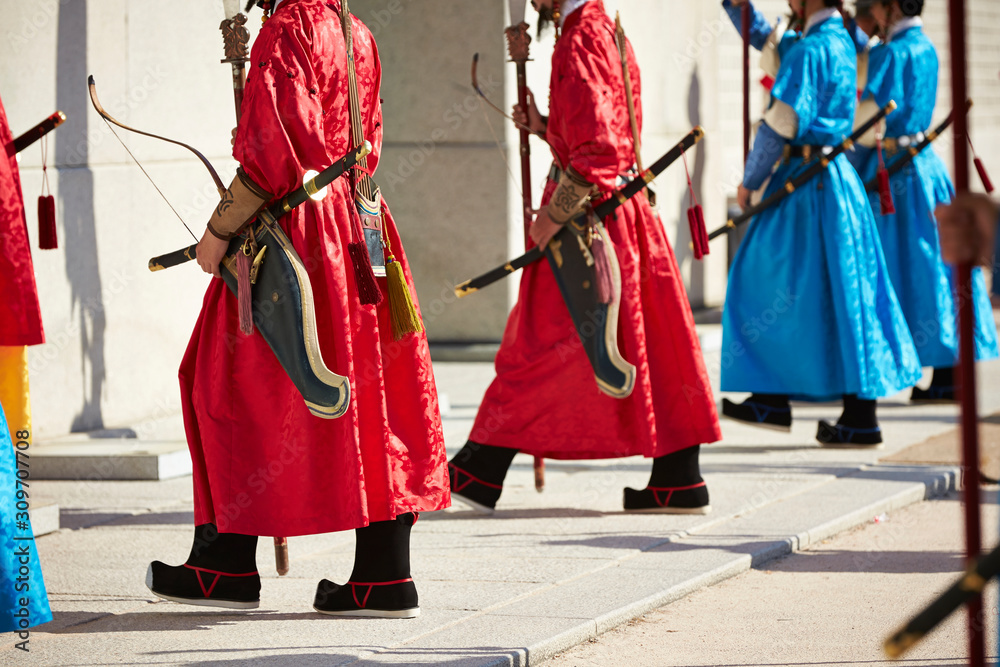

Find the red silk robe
[[470, 0, 721, 459], [0, 93, 44, 346], [180, 0, 449, 537]]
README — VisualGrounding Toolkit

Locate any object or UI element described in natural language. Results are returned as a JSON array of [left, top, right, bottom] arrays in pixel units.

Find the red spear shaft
[[741, 3, 750, 161], [947, 1, 984, 665], [220, 3, 291, 577], [504, 17, 545, 492]]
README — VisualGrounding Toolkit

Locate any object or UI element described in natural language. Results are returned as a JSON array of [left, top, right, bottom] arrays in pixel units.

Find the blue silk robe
[[856, 24, 998, 367], [0, 405, 51, 633], [721, 15, 921, 400]]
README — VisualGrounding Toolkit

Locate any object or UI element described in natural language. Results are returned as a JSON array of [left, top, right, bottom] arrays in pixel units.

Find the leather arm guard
[[547, 166, 595, 224], [206, 168, 273, 240]]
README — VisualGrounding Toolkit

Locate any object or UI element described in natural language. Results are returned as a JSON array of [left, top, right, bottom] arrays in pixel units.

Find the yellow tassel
[[386, 256, 423, 341]]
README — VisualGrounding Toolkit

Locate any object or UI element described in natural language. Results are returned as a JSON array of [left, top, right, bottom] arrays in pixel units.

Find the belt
[[884, 132, 926, 154], [782, 144, 835, 163], [548, 163, 640, 189]]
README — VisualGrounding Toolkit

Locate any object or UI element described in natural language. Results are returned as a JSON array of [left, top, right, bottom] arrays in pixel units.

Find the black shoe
[[313, 578, 419, 618], [910, 385, 957, 403], [448, 463, 501, 514], [623, 481, 711, 514], [146, 561, 260, 609], [816, 420, 883, 448], [721, 397, 792, 432]]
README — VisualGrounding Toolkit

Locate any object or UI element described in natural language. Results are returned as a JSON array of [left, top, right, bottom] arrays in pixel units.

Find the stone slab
[[27, 441, 192, 481], [30, 501, 60, 537]]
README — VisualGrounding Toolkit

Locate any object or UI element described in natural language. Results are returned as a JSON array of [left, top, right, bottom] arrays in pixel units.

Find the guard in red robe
[[0, 92, 47, 443], [0, 94, 44, 350], [146, 0, 449, 617], [448, 0, 721, 514]]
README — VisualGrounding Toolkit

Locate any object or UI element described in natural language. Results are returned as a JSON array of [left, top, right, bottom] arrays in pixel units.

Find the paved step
[[29, 501, 59, 537], [27, 441, 191, 481]]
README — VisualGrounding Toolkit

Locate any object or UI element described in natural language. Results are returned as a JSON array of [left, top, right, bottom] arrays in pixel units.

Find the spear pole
[[741, 3, 750, 162], [220, 0, 290, 577], [504, 3, 545, 492], [947, 0, 984, 664]]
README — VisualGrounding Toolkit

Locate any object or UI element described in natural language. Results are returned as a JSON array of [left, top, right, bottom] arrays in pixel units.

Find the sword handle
[[148, 244, 198, 271]]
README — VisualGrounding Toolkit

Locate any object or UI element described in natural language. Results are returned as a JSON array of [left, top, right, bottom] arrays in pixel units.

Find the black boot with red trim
[[623, 445, 711, 514], [314, 513, 420, 618], [447, 441, 518, 514], [146, 523, 260, 609]]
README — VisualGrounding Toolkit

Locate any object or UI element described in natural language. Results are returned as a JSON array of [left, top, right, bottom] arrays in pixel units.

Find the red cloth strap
[[348, 578, 413, 586], [645, 481, 706, 492], [644, 481, 707, 508], [348, 578, 413, 608], [183, 564, 259, 577], [448, 463, 503, 490], [182, 563, 258, 597]]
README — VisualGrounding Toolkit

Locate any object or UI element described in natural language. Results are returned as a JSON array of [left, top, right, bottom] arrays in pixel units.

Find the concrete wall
[[4, 0, 251, 436], [2, 0, 998, 437]]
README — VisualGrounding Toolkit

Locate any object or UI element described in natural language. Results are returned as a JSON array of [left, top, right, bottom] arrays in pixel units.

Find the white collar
[[888, 16, 922, 41], [559, 0, 590, 28], [274, 0, 286, 9], [804, 7, 838, 35]]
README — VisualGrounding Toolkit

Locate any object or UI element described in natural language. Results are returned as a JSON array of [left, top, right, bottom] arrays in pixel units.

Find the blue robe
[[855, 25, 998, 367], [0, 406, 51, 633], [722, 16, 921, 401]]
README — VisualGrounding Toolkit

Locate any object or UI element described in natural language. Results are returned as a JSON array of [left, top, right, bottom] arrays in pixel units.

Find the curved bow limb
[[471, 54, 535, 136], [88, 75, 227, 197]]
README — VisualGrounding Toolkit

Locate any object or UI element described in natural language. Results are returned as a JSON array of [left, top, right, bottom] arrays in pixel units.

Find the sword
[[704, 99, 896, 242], [455, 126, 705, 297], [885, 541, 1000, 658], [863, 100, 970, 194], [9, 111, 67, 156], [148, 142, 372, 270]]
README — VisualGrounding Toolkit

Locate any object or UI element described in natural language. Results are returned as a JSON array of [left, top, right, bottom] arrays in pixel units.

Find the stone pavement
[[4, 343, 1000, 666], [543, 491, 1000, 667]]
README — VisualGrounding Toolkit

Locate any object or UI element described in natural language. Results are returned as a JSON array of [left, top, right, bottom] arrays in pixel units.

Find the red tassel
[[681, 149, 709, 260], [974, 157, 994, 194], [695, 203, 710, 258], [349, 242, 382, 306], [877, 168, 895, 215], [38, 195, 57, 249], [687, 205, 710, 260], [875, 125, 895, 216], [237, 249, 254, 336], [590, 233, 614, 305], [687, 208, 703, 260]]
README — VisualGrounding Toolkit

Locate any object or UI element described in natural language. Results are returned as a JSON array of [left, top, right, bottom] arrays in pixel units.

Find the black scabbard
[[454, 126, 705, 297], [9, 111, 66, 156], [884, 542, 1000, 658], [707, 100, 897, 242], [148, 140, 371, 272], [864, 101, 967, 194]]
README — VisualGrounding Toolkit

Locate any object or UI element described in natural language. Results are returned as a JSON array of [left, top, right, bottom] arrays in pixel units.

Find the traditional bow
[[87, 75, 225, 244]]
